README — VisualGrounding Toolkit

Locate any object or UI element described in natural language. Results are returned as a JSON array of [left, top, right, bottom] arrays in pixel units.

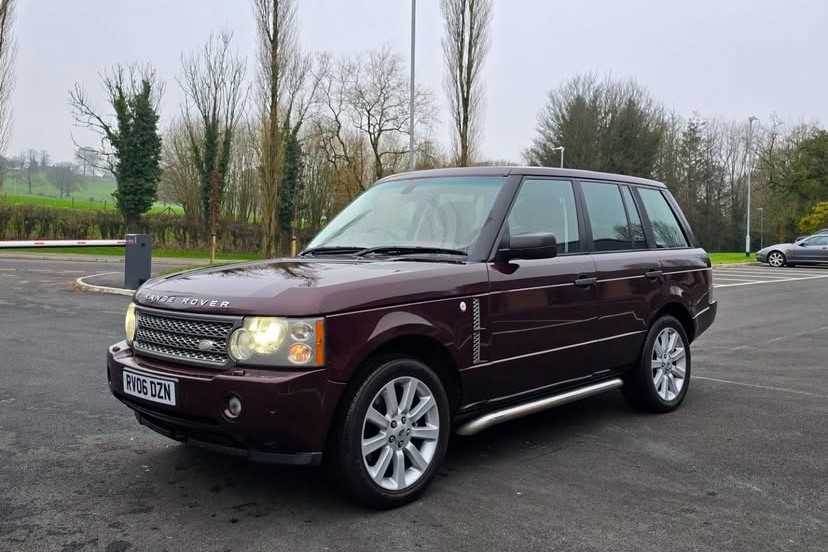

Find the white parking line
[[716, 272, 794, 279], [695, 376, 828, 399], [717, 268, 827, 276], [715, 274, 828, 288]]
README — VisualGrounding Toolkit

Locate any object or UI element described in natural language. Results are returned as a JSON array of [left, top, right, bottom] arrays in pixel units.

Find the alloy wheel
[[651, 327, 686, 402], [361, 376, 440, 491], [768, 252, 784, 267]]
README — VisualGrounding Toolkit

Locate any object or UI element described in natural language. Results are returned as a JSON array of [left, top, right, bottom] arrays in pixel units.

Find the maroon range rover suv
[[107, 167, 717, 508]]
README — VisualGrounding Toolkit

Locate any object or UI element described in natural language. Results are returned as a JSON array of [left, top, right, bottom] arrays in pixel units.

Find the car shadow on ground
[[128, 391, 635, 517]]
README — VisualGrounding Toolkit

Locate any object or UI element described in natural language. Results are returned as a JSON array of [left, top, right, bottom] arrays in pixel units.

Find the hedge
[[0, 203, 266, 253]]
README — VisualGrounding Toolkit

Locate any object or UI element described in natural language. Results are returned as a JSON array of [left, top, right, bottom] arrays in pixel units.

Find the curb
[[74, 272, 135, 297]]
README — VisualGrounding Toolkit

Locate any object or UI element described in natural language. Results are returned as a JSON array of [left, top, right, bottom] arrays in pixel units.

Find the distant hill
[[0, 170, 180, 213]]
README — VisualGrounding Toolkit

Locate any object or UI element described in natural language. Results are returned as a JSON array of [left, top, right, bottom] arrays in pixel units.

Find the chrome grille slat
[[135, 327, 228, 355], [133, 309, 238, 367]]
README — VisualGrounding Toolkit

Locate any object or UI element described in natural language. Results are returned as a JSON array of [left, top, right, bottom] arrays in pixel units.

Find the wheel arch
[[349, 333, 463, 416], [652, 302, 696, 343]]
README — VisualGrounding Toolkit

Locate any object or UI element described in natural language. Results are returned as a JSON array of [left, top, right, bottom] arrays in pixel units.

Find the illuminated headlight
[[125, 303, 137, 345], [228, 317, 325, 366]]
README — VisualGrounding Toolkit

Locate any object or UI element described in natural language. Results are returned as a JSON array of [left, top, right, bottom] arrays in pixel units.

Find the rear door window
[[508, 179, 580, 254], [637, 188, 689, 248], [581, 181, 636, 251], [620, 186, 647, 249]]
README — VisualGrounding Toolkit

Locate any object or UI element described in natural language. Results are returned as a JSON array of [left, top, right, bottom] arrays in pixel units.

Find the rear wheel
[[767, 251, 786, 268], [624, 316, 691, 413], [330, 356, 450, 509]]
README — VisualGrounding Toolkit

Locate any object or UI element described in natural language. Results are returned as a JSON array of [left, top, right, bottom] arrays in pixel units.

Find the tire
[[767, 250, 786, 268], [328, 356, 450, 509], [623, 315, 691, 413]]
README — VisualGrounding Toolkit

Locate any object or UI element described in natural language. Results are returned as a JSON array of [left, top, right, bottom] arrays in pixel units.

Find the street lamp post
[[761, 208, 766, 249], [408, 0, 417, 171], [745, 116, 758, 256], [551, 146, 565, 168]]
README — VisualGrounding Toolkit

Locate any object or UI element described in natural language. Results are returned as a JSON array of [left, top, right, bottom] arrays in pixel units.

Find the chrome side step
[[456, 378, 624, 436]]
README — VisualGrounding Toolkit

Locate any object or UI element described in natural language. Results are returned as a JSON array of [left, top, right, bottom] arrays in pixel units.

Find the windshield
[[306, 177, 505, 253]]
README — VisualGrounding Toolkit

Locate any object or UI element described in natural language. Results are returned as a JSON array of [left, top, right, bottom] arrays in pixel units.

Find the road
[[0, 256, 826, 552]]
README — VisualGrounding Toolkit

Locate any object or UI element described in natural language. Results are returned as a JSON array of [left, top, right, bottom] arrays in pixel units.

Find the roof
[[378, 166, 667, 189]]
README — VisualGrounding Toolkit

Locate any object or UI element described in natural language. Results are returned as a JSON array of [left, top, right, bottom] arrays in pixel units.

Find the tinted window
[[581, 181, 635, 251], [806, 236, 828, 246], [507, 179, 580, 254], [638, 188, 689, 248], [620, 186, 647, 249]]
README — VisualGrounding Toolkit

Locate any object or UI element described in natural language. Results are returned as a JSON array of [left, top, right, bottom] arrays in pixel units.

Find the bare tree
[[253, 0, 297, 255], [314, 55, 368, 210], [224, 119, 260, 223], [442, 0, 491, 167], [158, 119, 202, 222], [179, 32, 247, 259], [348, 47, 435, 181], [0, 0, 15, 156], [48, 162, 81, 198]]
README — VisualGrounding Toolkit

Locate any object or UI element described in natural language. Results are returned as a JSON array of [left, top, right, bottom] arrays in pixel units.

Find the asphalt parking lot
[[1, 256, 826, 552]]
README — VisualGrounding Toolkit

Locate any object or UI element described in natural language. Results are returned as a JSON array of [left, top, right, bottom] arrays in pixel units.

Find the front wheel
[[330, 356, 450, 509], [623, 316, 691, 413], [767, 251, 786, 268]]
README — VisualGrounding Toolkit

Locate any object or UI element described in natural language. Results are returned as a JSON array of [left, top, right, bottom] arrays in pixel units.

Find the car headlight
[[125, 303, 137, 345], [229, 317, 325, 366]]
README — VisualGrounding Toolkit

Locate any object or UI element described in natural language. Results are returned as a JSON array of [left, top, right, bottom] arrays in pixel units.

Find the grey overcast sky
[[10, 0, 828, 163]]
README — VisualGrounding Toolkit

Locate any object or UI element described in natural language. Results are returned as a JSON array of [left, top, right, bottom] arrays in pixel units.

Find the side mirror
[[498, 233, 558, 261]]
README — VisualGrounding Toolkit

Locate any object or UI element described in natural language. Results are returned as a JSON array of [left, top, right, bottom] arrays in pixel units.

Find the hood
[[134, 258, 487, 317], [758, 243, 794, 254]]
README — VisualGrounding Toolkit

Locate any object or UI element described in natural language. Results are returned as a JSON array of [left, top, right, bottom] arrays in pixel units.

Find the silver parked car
[[757, 234, 828, 267]]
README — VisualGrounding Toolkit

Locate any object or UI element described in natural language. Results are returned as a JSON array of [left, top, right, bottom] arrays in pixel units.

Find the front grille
[[133, 309, 238, 367]]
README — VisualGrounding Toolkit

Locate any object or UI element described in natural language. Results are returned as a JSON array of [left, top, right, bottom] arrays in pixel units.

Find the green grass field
[[708, 252, 753, 265], [1, 171, 181, 213], [1, 193, 182, 214]]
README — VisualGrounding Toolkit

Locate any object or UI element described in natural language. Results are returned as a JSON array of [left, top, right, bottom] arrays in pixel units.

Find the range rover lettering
[[107, 167, 717, 508]]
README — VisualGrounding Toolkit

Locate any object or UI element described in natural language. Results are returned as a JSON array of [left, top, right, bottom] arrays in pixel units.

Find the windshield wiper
[[300, 246, 366, 257], [355, 246, 468, 257]]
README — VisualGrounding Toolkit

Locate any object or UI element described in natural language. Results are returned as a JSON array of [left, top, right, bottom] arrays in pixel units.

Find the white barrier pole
[[0, 239, 127, 248]]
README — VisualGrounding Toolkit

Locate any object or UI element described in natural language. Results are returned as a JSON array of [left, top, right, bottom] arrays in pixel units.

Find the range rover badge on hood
[[140, 294, 231, 309]]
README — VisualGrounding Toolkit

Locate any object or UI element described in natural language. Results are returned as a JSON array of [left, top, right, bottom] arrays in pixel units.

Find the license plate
[[123, 369, 177, 406]]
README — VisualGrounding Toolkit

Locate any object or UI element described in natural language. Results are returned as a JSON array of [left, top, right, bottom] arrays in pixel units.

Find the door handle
[[645, 269, 663, 280], [574, 276, 597, 288]]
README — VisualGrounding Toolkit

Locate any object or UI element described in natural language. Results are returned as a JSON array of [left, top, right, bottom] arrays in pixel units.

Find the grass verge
[[708, 252, 754, 265]]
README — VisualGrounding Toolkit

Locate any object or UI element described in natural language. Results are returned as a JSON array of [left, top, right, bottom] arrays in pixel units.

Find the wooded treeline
[[525, 75, 828, 249]]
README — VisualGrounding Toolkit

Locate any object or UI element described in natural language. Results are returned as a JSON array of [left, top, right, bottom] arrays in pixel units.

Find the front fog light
[[288, 343, 313, 364], [225, 395, 243, 419], [125, 303, 137, 344]]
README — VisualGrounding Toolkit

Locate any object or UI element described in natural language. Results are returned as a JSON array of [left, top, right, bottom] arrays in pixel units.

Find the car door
[[790, 236, 821, 263], [811, 235, 828, 262], [578, 181, 660, 372], [471, 178, 598, 403]]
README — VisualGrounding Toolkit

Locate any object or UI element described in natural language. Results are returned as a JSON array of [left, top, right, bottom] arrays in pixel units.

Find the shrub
[[0, 203, 263, 253]]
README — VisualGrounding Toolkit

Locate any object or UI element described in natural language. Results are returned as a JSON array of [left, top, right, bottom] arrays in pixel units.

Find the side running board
[[456, 378, 624, 436]]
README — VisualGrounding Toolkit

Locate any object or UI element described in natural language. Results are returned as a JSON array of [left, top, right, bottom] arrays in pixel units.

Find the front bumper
[[756, 252, 768, 263], [107, 341, 345, 465]]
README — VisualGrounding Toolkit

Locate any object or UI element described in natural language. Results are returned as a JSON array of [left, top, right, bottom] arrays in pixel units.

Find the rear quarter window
[[637, 188, 689, 248]]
